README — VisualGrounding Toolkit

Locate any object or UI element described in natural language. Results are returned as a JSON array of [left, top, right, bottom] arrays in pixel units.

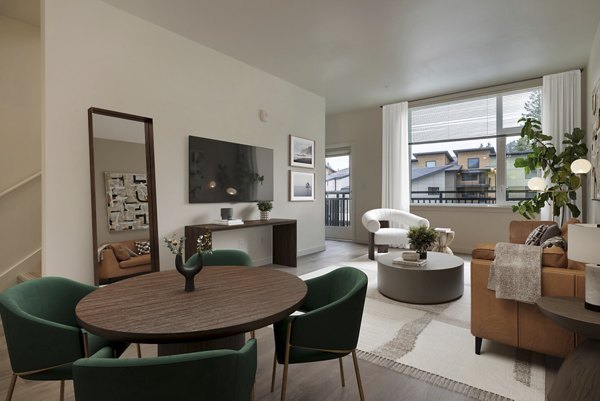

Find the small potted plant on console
[[257, 200, 273, 221]]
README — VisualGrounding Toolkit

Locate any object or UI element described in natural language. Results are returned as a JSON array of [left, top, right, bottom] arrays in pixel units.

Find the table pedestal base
[[158, 333, 246, 356], [548, 340, 600, 401]]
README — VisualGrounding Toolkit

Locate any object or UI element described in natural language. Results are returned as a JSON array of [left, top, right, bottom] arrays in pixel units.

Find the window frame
[[408, 83, 541, 207], [467, 158, 480, 169], [425, 160, 436, 167]]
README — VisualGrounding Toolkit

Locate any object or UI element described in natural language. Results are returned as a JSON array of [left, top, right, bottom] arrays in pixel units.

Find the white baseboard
[[298, 244, 326, 257]]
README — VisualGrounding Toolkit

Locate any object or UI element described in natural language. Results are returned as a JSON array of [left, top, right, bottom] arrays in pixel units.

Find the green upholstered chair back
[[0, 277, 97, 375], [73, 339, 258, 401], [274, 266, 368, 362], [186, 249, 252, 267]]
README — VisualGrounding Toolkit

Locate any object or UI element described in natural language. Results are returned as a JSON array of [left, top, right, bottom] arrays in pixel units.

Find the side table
[[536, 296, 600, 401], [432, 229, 455, 254]]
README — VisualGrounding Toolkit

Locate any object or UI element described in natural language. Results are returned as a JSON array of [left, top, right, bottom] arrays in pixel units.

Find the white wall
[[0, 15, 41, 288], [326, 107, 382, 243], [43, 0, 325, 283], [587, 20, 600, 224]]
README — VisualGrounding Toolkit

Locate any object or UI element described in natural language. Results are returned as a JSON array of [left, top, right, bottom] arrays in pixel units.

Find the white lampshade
[[570, 159, 592, 174], [568, 223, 600, 312], [527, 177, 546, 191], [568, 224, 600, 264]]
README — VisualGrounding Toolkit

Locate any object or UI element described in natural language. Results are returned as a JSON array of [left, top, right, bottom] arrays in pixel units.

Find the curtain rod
[[379, 68, 584, 108]]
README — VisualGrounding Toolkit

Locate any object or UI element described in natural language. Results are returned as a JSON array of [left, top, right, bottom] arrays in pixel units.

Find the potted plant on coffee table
[[407, 226, 438, 260]]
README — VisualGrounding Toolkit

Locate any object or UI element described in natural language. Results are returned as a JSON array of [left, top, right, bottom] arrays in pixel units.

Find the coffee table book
[[392, 256, 427, 267]]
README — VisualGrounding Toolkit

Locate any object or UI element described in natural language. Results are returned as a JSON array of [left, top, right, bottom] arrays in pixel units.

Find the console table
[[185, 219, 297, 267]]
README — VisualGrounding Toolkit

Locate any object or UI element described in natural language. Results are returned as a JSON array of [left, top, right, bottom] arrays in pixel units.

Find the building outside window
[[409, 84, 541, 205]]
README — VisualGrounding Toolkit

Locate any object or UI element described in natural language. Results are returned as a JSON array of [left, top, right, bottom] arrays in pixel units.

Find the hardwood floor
[[0, 241, 497, 400]]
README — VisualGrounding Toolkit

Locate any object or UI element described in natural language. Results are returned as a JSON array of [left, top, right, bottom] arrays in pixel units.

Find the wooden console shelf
[[184, 218, 297, 267]]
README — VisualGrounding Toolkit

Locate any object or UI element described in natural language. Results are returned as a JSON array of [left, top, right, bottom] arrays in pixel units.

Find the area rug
[[300, 254, 546, 401]]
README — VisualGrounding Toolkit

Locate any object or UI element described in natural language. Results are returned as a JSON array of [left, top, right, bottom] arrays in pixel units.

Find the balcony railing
[[411, 188, 536, 204], [325, 191, 351, 226]]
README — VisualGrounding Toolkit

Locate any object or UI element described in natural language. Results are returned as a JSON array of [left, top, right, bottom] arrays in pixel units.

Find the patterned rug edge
[[356, 349, 514, 401]]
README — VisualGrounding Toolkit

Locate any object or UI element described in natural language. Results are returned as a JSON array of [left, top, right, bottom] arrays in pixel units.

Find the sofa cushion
[[111, 244, 131, 262], [525, 224, 548, 245], [540, 224, 561, 244], [472, 243, 495, 260], [119, 254, 151, 269]]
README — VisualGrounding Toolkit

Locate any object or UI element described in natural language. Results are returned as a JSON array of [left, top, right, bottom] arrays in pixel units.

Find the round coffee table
[[377, 252, 464, 304]]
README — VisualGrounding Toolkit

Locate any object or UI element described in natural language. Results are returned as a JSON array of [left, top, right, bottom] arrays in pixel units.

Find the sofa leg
[[475, 337, 482, 355]]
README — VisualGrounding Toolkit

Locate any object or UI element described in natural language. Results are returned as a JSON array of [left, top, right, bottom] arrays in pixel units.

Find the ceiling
[[4, 1, 600, 115]]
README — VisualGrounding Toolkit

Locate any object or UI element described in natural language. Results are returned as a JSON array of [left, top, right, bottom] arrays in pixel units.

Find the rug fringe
[[356, 350, 514, 401]]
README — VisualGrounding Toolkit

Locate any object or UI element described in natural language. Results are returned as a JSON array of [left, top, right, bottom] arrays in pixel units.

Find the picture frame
[[593, 128, 600, 201], [290, 135, 315, 168], [290, 170, 315, 201]]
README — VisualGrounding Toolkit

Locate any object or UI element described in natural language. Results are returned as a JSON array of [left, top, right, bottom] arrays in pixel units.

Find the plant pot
[[260, 211, 270, 221], [175, 253, 204, 292]]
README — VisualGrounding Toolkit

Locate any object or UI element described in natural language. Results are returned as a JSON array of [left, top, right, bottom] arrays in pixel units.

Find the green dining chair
[[0, 276, 128, 401], [271, 266, 368, 401], [186, 249, 253, 267], [73, 339, 258, 401]]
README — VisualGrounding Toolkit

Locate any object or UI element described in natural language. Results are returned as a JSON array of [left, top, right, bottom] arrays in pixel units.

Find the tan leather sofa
[[98, 239, 152, 284], [471, 220, 585, 358]]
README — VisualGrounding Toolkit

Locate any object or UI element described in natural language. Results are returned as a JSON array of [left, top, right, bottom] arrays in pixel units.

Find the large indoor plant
[[407, 226, 438, 259], [512, 118, 588, 222]]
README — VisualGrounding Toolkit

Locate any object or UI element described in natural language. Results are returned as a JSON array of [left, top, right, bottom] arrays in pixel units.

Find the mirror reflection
[[89, 108, 159, 285]]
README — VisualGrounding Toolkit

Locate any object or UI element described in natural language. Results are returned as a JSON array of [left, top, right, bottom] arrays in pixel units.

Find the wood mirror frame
[[88, 107, 159, 285]]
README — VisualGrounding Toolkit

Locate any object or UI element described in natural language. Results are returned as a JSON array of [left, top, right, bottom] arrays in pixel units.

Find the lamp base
[[585, 264, 600, 313], [584, 301, 600, 312]]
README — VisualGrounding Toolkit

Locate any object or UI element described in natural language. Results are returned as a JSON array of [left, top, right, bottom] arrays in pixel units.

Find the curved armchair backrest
[[361, 208, 429, 233], [0, 277, 96, 374], [73, 339, 257, 401], [290, 267, 368, 351], [186, 249, 252, 267]]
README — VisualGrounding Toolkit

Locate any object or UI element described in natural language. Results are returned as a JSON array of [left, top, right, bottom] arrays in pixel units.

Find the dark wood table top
[[187, 218, 296, 232], [536, 296, 600, 340], [76, 266, 307, 344]]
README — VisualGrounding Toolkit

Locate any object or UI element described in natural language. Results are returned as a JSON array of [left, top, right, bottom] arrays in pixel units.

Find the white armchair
[[361, 208, 430, 260]]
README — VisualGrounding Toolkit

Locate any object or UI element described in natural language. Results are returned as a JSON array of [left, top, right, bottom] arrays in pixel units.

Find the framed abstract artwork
[[104, 172, 149, 231]]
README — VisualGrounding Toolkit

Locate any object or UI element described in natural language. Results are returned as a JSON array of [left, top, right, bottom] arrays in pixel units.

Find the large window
[[409, 86, 541, 205]]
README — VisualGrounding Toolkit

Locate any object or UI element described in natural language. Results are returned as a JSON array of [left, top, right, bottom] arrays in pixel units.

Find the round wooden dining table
[[76, 266, 307, 355]]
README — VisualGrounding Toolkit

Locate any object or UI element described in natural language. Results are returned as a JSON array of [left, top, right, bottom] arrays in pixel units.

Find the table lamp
[[568, 223, 600, 311]]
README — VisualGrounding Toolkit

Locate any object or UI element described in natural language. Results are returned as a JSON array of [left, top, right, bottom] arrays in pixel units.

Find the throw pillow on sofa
[[136, 241, 151, 255], [525, 224, 548, 246], [541, 235, 567, 250], [539, 224, 561, 244]]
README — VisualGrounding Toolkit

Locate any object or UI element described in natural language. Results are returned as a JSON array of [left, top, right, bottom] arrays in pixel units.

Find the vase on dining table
[[175, 253, 203, 292]]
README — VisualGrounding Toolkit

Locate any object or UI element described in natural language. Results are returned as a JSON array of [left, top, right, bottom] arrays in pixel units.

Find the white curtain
[[382, 102, 410, 212], [541, 70, 582, 221]]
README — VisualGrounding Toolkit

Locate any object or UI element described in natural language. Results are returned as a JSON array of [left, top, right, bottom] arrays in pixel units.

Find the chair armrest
[[472, 243, 495, 261]]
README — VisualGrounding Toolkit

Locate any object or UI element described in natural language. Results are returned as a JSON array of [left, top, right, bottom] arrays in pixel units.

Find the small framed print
[[290, 171, 314, 201], [290, 135, 315, 168]]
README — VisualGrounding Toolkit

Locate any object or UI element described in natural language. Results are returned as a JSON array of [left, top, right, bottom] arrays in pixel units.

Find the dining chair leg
[[5, 374, 17, 401], [251, 330, 256, 339], [82, 331, 90, 357], [339, 357, 346, 387], [280, 323, 292, 401], [59, 380, 65, 401], [351, 350, 365, 401], [136, 343, 142, 358], [270, 351, 277, 392]]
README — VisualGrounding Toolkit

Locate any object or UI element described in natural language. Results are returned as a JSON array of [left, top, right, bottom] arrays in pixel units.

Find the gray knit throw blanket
[[487, 242, 542, 304]]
